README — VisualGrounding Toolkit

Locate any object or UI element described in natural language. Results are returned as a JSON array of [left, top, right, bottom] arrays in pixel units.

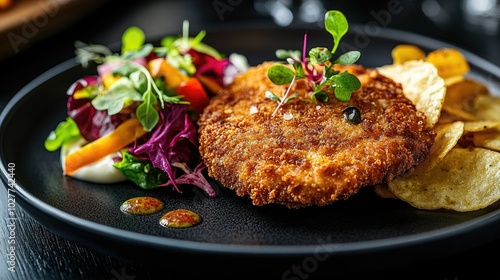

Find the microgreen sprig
[[75, 27, 189, 131], [266, 10, 362, 115]]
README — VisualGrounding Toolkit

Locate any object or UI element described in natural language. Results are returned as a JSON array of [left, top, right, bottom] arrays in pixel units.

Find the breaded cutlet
[[198, 62, 435, 208]]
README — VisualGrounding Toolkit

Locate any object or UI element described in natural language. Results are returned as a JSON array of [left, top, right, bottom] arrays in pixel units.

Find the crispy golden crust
[[198, 62, 435, 208]]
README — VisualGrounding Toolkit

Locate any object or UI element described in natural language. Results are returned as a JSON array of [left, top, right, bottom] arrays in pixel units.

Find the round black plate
[[2, 24, 500, 276]]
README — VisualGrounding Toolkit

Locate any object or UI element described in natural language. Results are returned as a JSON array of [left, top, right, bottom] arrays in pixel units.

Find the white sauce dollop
[[61, 138, 127, 184]]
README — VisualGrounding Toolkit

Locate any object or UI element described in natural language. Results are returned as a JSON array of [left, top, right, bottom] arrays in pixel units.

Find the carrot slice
[[147, 58, 189, 88], [64, 117, 147, 175], [196, 74, 222, 94]]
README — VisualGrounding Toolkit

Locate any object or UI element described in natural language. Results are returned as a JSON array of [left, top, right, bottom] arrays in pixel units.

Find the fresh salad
[[44, 22, 248, 197]]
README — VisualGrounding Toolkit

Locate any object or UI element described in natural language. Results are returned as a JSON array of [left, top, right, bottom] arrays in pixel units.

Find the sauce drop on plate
[[159, 209, 202, 228], [120, 197, 164, 215]]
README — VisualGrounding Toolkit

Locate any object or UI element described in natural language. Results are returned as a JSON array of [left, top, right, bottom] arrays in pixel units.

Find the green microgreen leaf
[[129, 71, 148, 93], [121, 26, 146, 55], [333, 50, 361, 65], [113, 63, 140, 77], [309, 47, 332, 65], [323, 65, 340, 79], [92, 61, 185, 130], [44, 117, 81, 152], [91, 77, 143, 115], [311, 91, 329, 102], [267, 64, 295, 85], [330, 71, 361, 102], [114, 151, 168, 189], [160, 36, 176, 49], [122, 44, 154, 61], [136, 91, 159, 131], [288, 58, 307, 79], [284, 92, 299, 103], [161, 21, 222, 60], [265, 91, 282, 103], [324, 10, 349, 54], [276, 49, 301, 61], [74, 41, 112, 67], [268, 10, 362, 115]]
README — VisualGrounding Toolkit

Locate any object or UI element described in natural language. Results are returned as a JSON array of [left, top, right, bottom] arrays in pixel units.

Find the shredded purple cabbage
[[129, 103, 216, 197]]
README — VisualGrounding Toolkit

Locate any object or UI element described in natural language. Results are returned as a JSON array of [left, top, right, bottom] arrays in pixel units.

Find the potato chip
[[437, 110, 466, 124], [391, 44, 425, 64], [421, 121, 464, 172], [456, 121, 500, 150], [425, 48, 470, 79], [441, 106, 476, 122], [442, 78, 490, 121], [377, 122, 464, 200], [377, 60, 446, 129], [382, 45, 500, 212], [463, 120, 500, 132], [373, 184, 398, 199], [471, 95, 500, 121], [388, 147, 500, 212], [468, 128, 500, 151], [442, 76, 465, 87]]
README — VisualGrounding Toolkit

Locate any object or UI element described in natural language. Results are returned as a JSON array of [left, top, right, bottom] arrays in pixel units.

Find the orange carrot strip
[[147, 58, 189, 88], [196, 74, 222, 94], [64, 117, 147, 175]]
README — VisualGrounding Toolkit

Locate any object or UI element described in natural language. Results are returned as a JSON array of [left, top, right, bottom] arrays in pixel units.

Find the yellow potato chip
[[437, 110, 467, 124], [391, 44, 426, 64], [420, 121, 464, 172], [469, 128, 500, 151], [442, 75, 465, 87], [425, 48, 470, 78], [389, 147, 500, 212], [471, 95, 500, 121], [441, 106, 476, 122], [463, 120, 500, 132], [457, 121, 500, 149], [377, 60, 446, 129], [442, 78, 490, 121]]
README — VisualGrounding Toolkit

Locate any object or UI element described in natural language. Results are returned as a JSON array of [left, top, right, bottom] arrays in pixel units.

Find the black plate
[[2, 25, 500, 276]]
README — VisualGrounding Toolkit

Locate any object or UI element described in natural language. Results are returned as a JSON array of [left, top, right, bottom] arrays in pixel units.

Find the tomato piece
[[176, 77, 210, 116]]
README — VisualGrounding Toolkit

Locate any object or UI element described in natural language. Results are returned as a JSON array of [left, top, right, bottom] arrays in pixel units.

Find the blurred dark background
[[1, 0, 499, 90], [1, 0, 499, 108]]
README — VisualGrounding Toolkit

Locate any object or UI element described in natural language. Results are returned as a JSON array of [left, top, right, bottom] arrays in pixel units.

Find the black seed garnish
[[342, 106, 362, 124]]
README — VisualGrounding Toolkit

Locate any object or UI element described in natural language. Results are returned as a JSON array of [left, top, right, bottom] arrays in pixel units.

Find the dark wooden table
[[2, 0, 500, 279]]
